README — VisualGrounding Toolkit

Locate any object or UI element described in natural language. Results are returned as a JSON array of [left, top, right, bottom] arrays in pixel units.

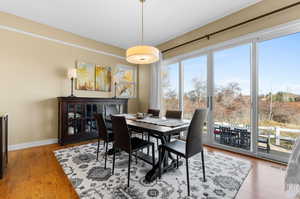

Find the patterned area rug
[[54, 143, 251, 199]]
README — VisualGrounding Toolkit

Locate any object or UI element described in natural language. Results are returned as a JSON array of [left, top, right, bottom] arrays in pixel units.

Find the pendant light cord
[[141, 0, 144, 45]]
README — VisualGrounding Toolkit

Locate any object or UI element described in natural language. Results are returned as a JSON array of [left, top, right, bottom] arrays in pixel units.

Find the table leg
[[145, 134, 182, 183]]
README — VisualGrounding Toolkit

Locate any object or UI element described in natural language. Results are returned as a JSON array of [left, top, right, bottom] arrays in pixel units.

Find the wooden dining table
[[108, 114, 190, 183]]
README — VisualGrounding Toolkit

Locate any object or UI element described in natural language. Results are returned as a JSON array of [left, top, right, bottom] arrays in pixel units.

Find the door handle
[[209, 96, 213, 111], [207, 96, 210, 109], [207, 96, 213, 111]]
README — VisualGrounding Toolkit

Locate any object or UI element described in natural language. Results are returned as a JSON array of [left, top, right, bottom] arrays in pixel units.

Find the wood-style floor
[[0, 141, 288, 199]]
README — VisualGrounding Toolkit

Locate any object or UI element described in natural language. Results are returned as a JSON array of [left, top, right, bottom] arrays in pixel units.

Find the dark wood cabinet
[[0, 113, 8, 179], [57, 97, 128, 145]]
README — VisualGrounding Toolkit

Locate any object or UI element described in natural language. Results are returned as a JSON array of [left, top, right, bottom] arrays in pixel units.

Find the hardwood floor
[[0, 141, 288, 199]]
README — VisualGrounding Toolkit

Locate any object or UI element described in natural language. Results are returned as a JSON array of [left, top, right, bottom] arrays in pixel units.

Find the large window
[[161, 63, 179, 114], [258, 32, 300, 158], [160, 24, 300, 163]]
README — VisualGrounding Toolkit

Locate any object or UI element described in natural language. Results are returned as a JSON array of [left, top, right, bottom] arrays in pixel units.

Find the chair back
[[111, 116, 131, 153], [186, 109, 207, 158], [94, 114, 109, 141], [148, 109, 160, 117], [166, 110, 182, 119]]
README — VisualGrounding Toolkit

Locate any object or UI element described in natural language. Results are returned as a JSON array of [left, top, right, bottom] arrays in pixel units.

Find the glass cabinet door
[[67, 104, 83, 136]]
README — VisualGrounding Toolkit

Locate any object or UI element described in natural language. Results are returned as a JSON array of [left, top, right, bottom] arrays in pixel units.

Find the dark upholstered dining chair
[[94, 114, 114, 169], [111, 116, 155, 187], [147, 109, 160, 117], [105, 105, 120, 130], [165, 110, 183, 140], [165, 110, 182, 119], [158, 109, 207, 196]]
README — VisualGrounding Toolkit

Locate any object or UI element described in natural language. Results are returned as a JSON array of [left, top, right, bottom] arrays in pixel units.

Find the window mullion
[[179, 61, 184, 111], [251, 41, 258, 154]]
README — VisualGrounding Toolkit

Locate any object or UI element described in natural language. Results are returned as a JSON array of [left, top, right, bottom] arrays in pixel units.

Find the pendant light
[[126, 0, 160, 65]]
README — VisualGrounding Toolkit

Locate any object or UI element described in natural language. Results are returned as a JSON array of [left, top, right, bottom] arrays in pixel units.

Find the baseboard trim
[[8, 138, 58, 151]]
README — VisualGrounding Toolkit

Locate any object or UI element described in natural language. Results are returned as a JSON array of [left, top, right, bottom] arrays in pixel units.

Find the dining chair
[[158, 109, 207, 196], [105, 105, 120, 130], [94, 113, 114, 169], [147, 109, 160, 117], [111, 116, 155, 187], [166, 110, 183, 140], [165, 110, 182, 119]]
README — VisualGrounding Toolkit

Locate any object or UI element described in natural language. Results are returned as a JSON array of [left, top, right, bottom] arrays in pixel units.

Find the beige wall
[[158, 0, 300, 59], [138, 64, 151, 112], [0, 12, 139, 145]]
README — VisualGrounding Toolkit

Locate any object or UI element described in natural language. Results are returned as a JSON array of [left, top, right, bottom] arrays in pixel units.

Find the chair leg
[[152, 143, 155, 167], [201, 151, 206, 182], [158, 146, 162, 179], [104, 141, 108, 169], [176, 155, 179, 169], [186, 158, 190, 196], [135, 152, 138, 164], [147, 134, 150, 155], [112, 146, 116, 175], [96, 138, 101, 161], [128, 153, 131, 187]]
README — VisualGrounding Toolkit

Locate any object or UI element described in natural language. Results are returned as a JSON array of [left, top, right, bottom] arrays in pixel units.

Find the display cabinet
[[57, 97, 128, 145]]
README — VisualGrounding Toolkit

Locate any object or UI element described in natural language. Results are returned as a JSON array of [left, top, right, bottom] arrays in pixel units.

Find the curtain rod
[[161, 1, 300, 54]]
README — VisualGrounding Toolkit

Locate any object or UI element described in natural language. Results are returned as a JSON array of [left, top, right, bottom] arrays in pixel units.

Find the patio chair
[[219, 127, 231, 145], [258, 135, 270, 153]]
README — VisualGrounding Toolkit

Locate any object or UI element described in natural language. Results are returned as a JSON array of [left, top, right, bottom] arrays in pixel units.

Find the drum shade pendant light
[[126, 0, 160, 64]]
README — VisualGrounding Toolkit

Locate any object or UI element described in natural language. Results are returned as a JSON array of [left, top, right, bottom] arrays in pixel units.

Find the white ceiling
[[0, 0, 261, 49]]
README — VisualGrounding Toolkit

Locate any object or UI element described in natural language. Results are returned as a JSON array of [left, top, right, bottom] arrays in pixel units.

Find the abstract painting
[[114, 65, 136, 83], [116, 83, 136, 98], [95, 65, 112, 92], [114, 65, 137, 98], [76, 62, 95, 91]]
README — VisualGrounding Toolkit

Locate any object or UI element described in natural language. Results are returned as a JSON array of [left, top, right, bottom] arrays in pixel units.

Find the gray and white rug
[[54, 143, 251, 199]]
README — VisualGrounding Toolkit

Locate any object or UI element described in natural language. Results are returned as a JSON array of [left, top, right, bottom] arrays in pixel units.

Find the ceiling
[[0, 0, 261, 49]]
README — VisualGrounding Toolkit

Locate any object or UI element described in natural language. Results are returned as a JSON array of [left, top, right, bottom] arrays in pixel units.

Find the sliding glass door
[[161, 26, 300, 163], [182, 56, 208, 134], [161, 63, 179, 115], [257, 32, 300, 162], [213, 44, 252, 151]]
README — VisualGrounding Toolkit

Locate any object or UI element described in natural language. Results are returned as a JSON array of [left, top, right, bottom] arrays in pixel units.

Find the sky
[[165, 32, 300, 96]]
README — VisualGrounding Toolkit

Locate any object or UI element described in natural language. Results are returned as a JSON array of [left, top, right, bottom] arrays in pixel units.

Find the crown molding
[[0, 24, 125, 60]]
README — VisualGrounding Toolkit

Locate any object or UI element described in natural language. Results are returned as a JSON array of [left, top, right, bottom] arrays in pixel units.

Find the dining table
[[108, 113, 190, 183]]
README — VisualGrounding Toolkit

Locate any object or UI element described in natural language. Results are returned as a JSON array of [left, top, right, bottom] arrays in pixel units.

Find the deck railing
[[215, 122, 300, 146]]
